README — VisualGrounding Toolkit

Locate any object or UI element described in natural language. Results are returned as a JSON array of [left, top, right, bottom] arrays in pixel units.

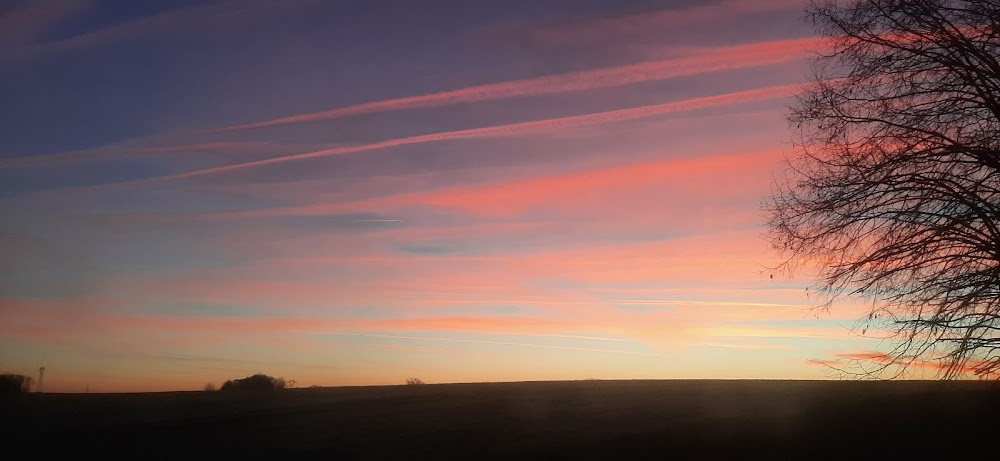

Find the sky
[[0, 0, 893, 392]]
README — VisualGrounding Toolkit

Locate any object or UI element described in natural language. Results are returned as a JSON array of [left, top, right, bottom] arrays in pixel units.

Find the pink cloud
[[9, 303, 839, 352], [102, 228, 813, 322], [127, 224, 800, 316], [216, 148, 783, 219], [0, 296, 117, 334], [398, 149, 779, 217], [106, 314, 569, 335], [139, 141, 277, 154], [817, 351, 1000, 379]]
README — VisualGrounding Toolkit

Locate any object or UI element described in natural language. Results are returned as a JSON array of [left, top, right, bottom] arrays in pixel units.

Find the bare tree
[[765, 0, 1000, 379], [0, 373, 33, 394]]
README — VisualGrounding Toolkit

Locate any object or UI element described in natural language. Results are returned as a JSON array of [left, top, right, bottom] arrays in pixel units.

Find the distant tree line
[[0, 373, 33, 394], [218, 374, 289, 392]]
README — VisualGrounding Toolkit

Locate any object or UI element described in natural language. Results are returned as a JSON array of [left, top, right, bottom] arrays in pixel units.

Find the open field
[[3, 380, 998, 460]]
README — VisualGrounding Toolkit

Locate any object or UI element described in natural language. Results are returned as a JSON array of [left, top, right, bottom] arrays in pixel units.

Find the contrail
[[206, 38, 816, 133], [129, 83, 799, 185]]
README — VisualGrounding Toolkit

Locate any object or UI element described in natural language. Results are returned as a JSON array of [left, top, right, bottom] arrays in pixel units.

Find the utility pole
[[38, 366, 45, 393]]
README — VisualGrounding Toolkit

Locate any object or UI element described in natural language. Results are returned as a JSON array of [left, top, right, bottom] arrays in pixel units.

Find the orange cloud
[[836, 352, 893, 361], [815, 350, 1000, 379]]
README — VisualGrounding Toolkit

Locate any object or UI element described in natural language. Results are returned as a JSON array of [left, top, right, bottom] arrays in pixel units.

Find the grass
[[4, 379, 998, 460]]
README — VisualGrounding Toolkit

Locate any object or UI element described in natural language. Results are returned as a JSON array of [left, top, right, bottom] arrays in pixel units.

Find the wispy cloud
[[79, 313, 584, 338], [210, 38, 816, 133], [0, 0, 92, 48], [812, 351, 1000, 378], [0, 0, 854, 387], [132, 85, 796, 186], [696, 326, 848, 340], [213, 147, 780, 219], [492, 0, 807, 49], [0, 141, 279, 166], [690, 342, 794, 351], [836, 352, 893, 361], [330, 332, 660, 356], [613, 300, 806, 308], [0, 0, 317, 63]]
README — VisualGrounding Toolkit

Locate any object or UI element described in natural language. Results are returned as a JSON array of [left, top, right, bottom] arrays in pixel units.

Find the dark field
[[4, 380, 999, 460]]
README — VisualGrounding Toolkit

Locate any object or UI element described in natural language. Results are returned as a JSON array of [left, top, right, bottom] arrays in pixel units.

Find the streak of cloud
[[812, 351, 1000, 378], [691, 343, 794, 351], [137, 85, 797, 186], [0, 0, 317, 63], [214, 147, 779, 219], [0, 141, 279, 166], [0, 0, 91, 48], [612, 300, 806, 308], [209, 38, 817, 133], [492, 0, 808, 49], [330, 332, 660, 356]]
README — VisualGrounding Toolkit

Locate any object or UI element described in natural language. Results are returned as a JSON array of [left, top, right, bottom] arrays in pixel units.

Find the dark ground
[[3, 380, 999, 460]]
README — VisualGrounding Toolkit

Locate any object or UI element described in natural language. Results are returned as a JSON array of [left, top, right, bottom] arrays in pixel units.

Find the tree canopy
[[220, 374, 288, 392], [0, 373, 33, 394], [766, 0, 1000, 379]]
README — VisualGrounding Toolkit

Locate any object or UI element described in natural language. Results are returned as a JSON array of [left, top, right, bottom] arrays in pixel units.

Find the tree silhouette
[[219, 374, 288, 391], [0, 373, 33, 394], [765, 0, 1000, 379]]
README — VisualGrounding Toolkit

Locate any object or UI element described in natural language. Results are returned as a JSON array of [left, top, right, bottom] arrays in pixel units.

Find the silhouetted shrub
[[220, 374, 287, 392], [405, 378, 425, 385], [0, 373, 33, 394], [203, 383, 216, 391]]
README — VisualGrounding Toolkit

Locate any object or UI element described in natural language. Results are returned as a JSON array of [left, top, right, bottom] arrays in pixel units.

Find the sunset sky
[[0, 0, 890, 392]]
